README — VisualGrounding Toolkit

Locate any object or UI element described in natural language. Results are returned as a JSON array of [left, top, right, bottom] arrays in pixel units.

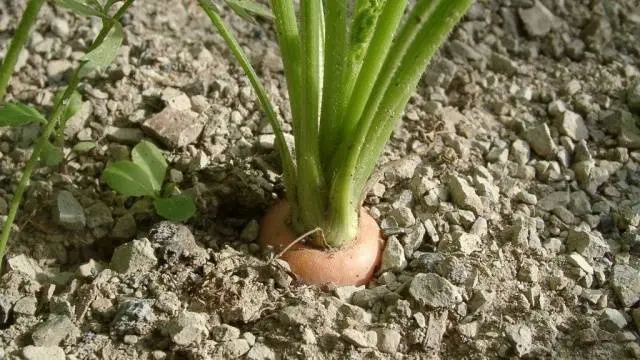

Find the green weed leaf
[[0, 103, 47, 127], [54, 0, 103, 17], [225, 0, 273, 23], [40, 142, 64, 166], [72, 141, 96, 153], [131, 140, 167, 193], [103, 160, 157, 197], [153, 194, 196, 222], [81, 21, 124, 75], [54, 90, 83, 122]]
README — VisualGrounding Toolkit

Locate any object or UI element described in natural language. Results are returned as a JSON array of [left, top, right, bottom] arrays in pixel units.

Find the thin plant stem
[[0, 0, 136, 271], [0, 0, 45, 102], [198, 0, 297, 207]]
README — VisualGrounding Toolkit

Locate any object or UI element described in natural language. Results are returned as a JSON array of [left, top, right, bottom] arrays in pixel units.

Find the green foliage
[[72, 141, 96, 153], [81, 22, 124, 75], [55, 90, 83, 122], [40, 141, 64, 166], [103, 141, 196, 222], [225, 0, 273, 22], [0, 102, 46, 127], [54, 0, 104, 17]]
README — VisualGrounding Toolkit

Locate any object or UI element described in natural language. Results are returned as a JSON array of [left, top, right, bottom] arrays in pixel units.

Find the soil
[[1, 0, 640, 359]]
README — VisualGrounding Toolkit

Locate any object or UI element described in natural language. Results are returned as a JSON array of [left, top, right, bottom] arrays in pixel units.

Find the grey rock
[[377, 328, 401, 354], [409, 273, 462, 308], [0, 295, 17, 325], [538, 191, 570, 211], [574, 140, 592, 162], [341, 329, 377, 348], [516, 191, 537, 205], [76, 259, 103, 278], [53, 191, 85, 230], [489, 52, 518, 75], [574, 160, 610, 194], [552, 206, 576, 225], [389, 206, 416, 227], [246, 343, 276, 360], [217, 339, 251, 358], [518, 1, 557, 37], [526, 123, 556, 158], [600, 308, 628, 332], [111, 299, 156, 335], [567, 230, 610, 258], [161, 88, 191, 111], [148, 221, 208, 262], [448, 175, 483, 214], [486, 146, 509, 163], [63, 101, 92, 138], [22, 346, 65, 360], [110, 238, 158, 274], [105, 126, 144, 145], [557, 111, 589, 140], [6, 254, 44, 279], [510, 139, 530, 165], [142, 107, 204, 149], [379, 236, 407, 273], [211, 324, 241, 342], [333, 285, 363, 303], [165, 311, 209, 346], [611, 265, 640, 307], [50, 19, 70, 38], [505, 324, 533, 357], [444, 231, 480, 255], [46, 60, 72, 82], [112, 213, 137, 239], [569, 191, 592, 215], [627, 80, 640, 113], [424, 311, 448, 353], [567, 252, 594, 275], [32, 315, 79, 346], [507, 216, 542, 249], [85, 201, 113, 229], [469, 289, 495, 313], [402, 222, 426, 257], [240, 220, 259, 242], [13, 296, 37, 316], [339, 303, 372, 324]]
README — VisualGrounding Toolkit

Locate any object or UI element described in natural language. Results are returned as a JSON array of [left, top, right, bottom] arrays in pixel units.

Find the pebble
[[376, 328, 401, 354], [52, 190, 85, 230], [332, 285, 363, 303], [111, 299, 155, 335], [46, 60, 72, 82], [31, 315, 79, 346], [510, 139, 530, 165], [13, 296, 37, 316], [217, 339, 251, 358], [148, 221, 208, 262], [490, 52, 518, 75], [110, 238, 158, 274], [246, 343, 276, 360], [567, 252, 594, 275], [516, 191, 537, 205], [112, 213, 137, 239], [341, 329, 377, 348], [389, 206, 416, 227], [165, 311, 209, 345], [409, 273, 462, 308], [505, 324, 533, 357], [573, 160, 610, 194], [210, 324, 241, 342], [508, 216, 542, 249], [22, 346, 65, 360], [142, 107, 204, 149], [557, 111, 589, 141], [627, 80, 640, 113], [526, 123, 556, 158], [446, 231, 480, 255], [566, 230, 610, 258], [448, 175, 483, 215], [105, 126, 144, 145], [76, 259, 103, 278], [6, 254, 44, 279], [600, 308, 628, 332], [378, 236, 407, 273], [85, 201, 114, 229], [240, 220, 260, 242], [50, 19, 70, 38], [611, 265, 640, 307]]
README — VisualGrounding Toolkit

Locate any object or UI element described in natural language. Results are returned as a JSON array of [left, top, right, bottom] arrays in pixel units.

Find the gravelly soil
[[1, 0, 640, 359]]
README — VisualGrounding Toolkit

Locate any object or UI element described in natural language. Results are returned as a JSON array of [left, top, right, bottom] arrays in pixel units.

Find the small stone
[[567, 252, 594, 275], [486, 146, 509, 163], [142, 107, 204, 149], [377, 329, 401, 354], [448, 175, 483, 214], [240, 220, 259, 242], [409, 273, 463, 308], [517, 261, 539, 283], [46, 60, 72, 81], [112, 213, 137, 239], [445, 231, 480, 255], [110, 238, 158, 274], [457, 321, 479, 338], [165, 311, 209, 346], [333, 285, 363, 303], [111, 299, 155, 335], [402, 222, 426, 257], [526, 123, 556, 158], [53, 191, 85, 230], [31, 315, 79, 346], [123, 335, 138, 344], [558, 111, 589, 140], [566, 230, 610, 258], [105, 126, 144, 145], [518, 1, 557, 37], [246, 343, 276, 360], [161, 88, 191, 111], [217, 339, 251, 358], [552, 206, 576, 225], [389, 206, 416, 227], [339, 303, 372, 324], [507, 216, 542, 249], [573, 160, 611, 195], [85, 201, 113, 229], [627, 80, 640, 113], [22, 346, 65, 360], [189, 150, 210, 171], [341, 329, 377, 348], [469, 289, 495, 313], [516, 191, 537, 205], [50, 19, 70, 38], [13, 296, 37, 316], [600, 308, 628, 332], [148, 221, 208, 262], [505, 324, 533, 357], [210, 324, 241, 342], [490, 52, 518, 75], [378, 236, 407, 273], [611, 265, 640, 307], [6, 254, 44, 279], [510, 140, 530, 165], [76, 259, 103, 278]]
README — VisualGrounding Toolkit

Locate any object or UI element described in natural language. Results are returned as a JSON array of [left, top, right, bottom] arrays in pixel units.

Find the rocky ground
[[1, 0, 640, 359]]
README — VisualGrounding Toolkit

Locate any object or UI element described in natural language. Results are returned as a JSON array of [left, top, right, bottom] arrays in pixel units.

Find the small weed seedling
[[0, 0, 135, 270], [103, 141, 197, 222]]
